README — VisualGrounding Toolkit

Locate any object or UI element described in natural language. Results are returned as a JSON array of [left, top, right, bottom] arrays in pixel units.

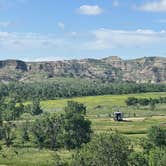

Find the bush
[[148, 147, 166, 166], [147, 126, 166, 147], [125, 97, 138, 106], [72, 131, 132, 166], [128, 152, 148, 166]]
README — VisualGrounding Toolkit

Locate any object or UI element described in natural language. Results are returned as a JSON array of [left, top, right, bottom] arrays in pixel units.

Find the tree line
[[0, 97, 43, 121], [125, 96, 166, 110], [126, 96, 166, 106], [1, 78, 166, 101]]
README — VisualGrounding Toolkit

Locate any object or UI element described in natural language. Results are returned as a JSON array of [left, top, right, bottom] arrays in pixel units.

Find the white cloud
[[0, 29, 166, 54], [84, 28, 166, 50], [77, 5, 103, 15], [25, 56, 65, 62], [57, 22, 65, 30], [138, 0, 166, 12], [0, 31, 65, 50]]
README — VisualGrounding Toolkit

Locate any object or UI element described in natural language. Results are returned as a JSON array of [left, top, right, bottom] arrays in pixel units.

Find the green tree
[[32, 114, 62, 149], [45, 115, 62, 149], [149, 102, 156, 111], [31, 99, 43, 115], [65, 101, 86, 114], [52, 153, 68, 166], [148, 147, 166, 166], [149, 98, 157, 111], [147, 126, 166, 147], [139, 138, 155, 154], [31, 117, 47, 148], [125, 97, 138, 106], [128, 152, 148, 166], [0, 99, 25, 121], [60, 101, 91, 149], [72, 131, 132, 166], [3, 122, 16, 147], [138, 98, 150, 106], [21, 121, 30, 143]]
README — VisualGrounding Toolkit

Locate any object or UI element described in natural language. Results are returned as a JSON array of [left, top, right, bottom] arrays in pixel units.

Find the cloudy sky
[[0, 0, 166, 61]]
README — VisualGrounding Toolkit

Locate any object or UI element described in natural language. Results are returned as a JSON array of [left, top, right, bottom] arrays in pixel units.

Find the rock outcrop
[[0, 56, 166, 83]]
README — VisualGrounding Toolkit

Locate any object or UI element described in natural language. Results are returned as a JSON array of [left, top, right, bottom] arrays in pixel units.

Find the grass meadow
[[0, 92, 165, 166]]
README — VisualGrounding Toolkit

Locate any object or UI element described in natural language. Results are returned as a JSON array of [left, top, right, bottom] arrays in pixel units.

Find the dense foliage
[[0, 79, 166, 166], [59, 101, 91, 149], [1, 79, 166, 101], [147, 126, 166, 147], [32, 114, 62, 149], [70, 128, 166, 166], [125, 96, 166, 110], [0, 95, 165, 165], [0, 97, 43, 121], [31, 101, 92, 150], [72, 131, 132, 166]]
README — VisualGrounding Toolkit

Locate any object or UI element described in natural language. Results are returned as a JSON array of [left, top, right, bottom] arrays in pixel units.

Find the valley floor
[[0, 92, 166, 166]]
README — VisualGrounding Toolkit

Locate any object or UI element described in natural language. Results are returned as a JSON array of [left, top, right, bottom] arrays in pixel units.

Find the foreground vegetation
[[0, 82, 165, 165]]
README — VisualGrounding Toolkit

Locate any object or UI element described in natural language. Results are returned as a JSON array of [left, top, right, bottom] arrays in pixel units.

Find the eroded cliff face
[[0, 60, 28, 81], [0, 56, 166, 83], [0, 60, 27, 71]]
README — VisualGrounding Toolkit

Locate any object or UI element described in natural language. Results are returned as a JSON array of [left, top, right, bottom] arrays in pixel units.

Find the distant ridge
[[0, 56, 166, 83]]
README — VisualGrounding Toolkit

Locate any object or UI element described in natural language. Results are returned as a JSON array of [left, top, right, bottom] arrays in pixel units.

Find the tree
[[147, 126, 166, 147], [128, 152, 148, 166], [45, 115, 62, 149], [59, 101, 92, 149], [149, 101, 156, 111], [72, 131, 132, 166], [139, 138, 154, 154], [3, 122, 16, 147], [32, 114, 62, 149], [21, 121, 30, 143], [148, 147, 166, 166], [0, 112, 3, 140], [52, 153, 68, 166], [31, 117, 47, 148], [64, 101, 86, 114], [0, 98, 25, 121], [125, 97, 138, 106], [138, 98, 150, 106], [60, 113, 91, 149], [32, 102, 91, 150], [31, 99, 43, 115]]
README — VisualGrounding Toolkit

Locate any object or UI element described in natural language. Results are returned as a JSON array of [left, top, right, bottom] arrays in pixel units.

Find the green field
[[0, 92, 166, 166], [40, 92, 166, 136]]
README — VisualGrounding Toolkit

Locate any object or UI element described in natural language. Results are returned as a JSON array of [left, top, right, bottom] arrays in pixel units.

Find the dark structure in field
[[114, 112, 123, 121]]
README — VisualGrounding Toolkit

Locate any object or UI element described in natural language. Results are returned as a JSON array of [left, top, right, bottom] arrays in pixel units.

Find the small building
[[114, 112, 123, 121]]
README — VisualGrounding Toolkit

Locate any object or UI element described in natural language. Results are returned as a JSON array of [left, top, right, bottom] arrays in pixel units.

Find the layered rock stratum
[[0, 56, 166, 83]]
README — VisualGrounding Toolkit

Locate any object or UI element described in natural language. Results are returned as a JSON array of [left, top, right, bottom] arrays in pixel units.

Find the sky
[[0, 0, 166, 61]]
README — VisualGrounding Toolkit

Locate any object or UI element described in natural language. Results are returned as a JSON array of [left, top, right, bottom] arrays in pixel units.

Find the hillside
[[0, 56, 166, 83]]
